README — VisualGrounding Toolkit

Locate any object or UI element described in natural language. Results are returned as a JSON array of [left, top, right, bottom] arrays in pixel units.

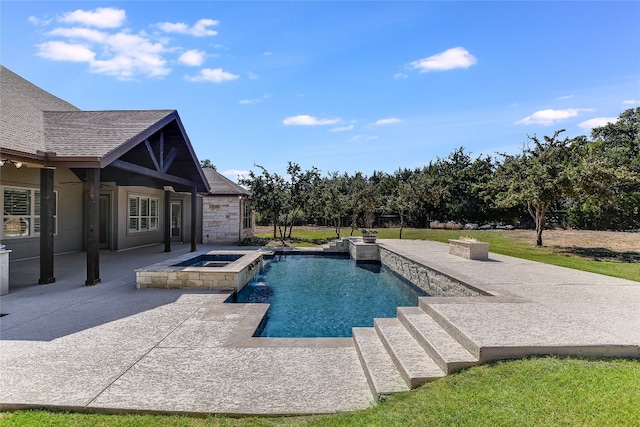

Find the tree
[[280, 162, 320, 239], [239, 164, 288, 239], [568, 108, 640, 230], [490, 130, 577, 246], [200, 159, 216, 169]]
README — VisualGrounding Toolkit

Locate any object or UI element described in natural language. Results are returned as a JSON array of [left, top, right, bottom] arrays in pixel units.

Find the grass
[[2, 357, 639, 426], [256, 227, 640, 282], [2, 227, 638, 426]]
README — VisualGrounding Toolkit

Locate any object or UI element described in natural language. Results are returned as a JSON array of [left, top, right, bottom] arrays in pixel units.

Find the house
[[0, 65, 209, 288], [201, 167, 254, 244]]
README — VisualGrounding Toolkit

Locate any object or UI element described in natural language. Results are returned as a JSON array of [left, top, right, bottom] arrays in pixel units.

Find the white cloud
[[48, 27, 108, 43], [179, 49, 205, 66], [557, 95, 574, 100], [578, 117, 618, 130], [188, 68, 239, 83], [263, 51, 272, 56], [622, 99, 640, 105], [157, 18, 219, 37], [36, 41, 95, 62], [394, 73, 408, 79], [283, 115, 341, 126], [239, 94, 270, 105], [409, 47, 477, 73], [515, 108, 592, 126], [90, 32, 169, 78], [372, 118, 401, 126], [34, 7, 173, 79], [60, 7, 125, 29], [28, 16, 52, 26], [330, 124, 355, 132], [349, 135, 379, 142]]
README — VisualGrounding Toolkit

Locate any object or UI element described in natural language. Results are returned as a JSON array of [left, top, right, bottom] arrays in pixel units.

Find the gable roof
[[202, 168, 250, 196], [1, 65, 79, 157], [1, 65, 209, 193], [44, 110, 175, 159]]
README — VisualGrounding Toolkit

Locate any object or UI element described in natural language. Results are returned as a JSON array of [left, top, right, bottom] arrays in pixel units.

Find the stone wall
[[379, 247, 480, 297], [136, 251, 262, 291], [202, 195, 252, 243], [348, 240, 380, 262]]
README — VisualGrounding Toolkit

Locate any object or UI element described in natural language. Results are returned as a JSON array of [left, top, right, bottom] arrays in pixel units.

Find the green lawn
[[2, 228, 638, 426], [258, 228, 640, 282]]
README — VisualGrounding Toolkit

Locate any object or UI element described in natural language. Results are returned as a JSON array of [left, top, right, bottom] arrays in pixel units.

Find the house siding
[[1, 166, 84, 260]]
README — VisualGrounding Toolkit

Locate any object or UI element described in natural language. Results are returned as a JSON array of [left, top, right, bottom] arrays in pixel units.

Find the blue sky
[[2, 1, 639, 181]]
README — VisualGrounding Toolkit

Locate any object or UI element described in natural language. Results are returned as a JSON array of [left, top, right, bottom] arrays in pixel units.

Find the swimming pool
[[229, 254, 427, 338]]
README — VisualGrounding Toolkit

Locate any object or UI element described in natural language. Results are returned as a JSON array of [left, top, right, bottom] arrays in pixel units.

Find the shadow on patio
[[1, 244, 254, 342]]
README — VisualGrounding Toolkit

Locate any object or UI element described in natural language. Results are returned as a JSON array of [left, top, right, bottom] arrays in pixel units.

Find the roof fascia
[[172, 113, 211, 193], [99, 111, 177, 167]]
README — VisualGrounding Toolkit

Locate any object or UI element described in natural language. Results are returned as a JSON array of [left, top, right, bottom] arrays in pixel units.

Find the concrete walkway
[[1, 240, 639, 415]]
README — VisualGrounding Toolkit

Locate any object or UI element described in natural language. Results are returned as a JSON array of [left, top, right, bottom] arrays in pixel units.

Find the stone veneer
[[340, 239, 481, 297], [379, 246, 481, 297], [136, 250, 262, 291], [202, 195, 253, 244], [348, 240, 380, 262]]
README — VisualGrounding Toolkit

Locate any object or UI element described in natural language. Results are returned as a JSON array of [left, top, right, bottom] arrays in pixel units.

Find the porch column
[[190, 186, 197, 252], [85, 168, 101, 285], [39, 167, 56, 284], [164, 188, 171, 252]]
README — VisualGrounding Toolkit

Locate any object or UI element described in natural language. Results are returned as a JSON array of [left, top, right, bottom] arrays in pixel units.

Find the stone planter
[[361, 231, 378, 243], [449, 239, 489, 260]]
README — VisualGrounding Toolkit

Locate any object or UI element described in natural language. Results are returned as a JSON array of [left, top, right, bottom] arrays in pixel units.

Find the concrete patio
[[1, 240, 639, 415]]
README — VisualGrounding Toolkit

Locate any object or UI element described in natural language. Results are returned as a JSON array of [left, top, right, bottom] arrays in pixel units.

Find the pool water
[[231, 254, 426, 338], [172, 254, 243, 267]]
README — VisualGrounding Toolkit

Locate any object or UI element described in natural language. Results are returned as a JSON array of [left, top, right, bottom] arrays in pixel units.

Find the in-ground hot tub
[[136, 250, 263, 291]]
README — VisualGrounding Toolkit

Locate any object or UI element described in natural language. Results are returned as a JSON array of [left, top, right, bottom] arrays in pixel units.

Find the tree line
[[240, 108, 639, 246]]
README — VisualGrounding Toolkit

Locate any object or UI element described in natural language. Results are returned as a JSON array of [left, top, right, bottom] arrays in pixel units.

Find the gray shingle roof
[[1, 65, 79, 155], [202, 168, 250, 196], [44, 110, 175, 158]]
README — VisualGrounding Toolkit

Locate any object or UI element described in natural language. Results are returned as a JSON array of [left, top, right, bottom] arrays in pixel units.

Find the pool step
[[352, 327, 409, 401], [397, 307, 478, 374]]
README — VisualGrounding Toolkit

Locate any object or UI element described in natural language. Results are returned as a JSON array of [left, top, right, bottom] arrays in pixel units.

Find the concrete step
[[374, 317, 445, 388], [419, 298, 482, 360], [352, 327, 409, 400], [398, 306, 478, 374]]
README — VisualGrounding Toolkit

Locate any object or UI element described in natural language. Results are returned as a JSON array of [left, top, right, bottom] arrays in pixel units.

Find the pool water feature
[[172, 254, 243, 268], [230, 254, 427, 338]]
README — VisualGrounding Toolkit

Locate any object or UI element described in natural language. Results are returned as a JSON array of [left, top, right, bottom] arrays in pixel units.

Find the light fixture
[[0, 159, 25, 168]]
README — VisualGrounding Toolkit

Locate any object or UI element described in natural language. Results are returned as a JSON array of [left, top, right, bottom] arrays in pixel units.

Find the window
[[2, 187, 57, 238], [128, 195, 159, 232], [243, 201, 252, 230]]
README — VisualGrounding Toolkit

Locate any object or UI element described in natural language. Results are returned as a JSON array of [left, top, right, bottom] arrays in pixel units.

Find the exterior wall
[[202, 195, 243, 243], [115, 186, 165, 250], [168, 192, 202, 245], [1, 166, 84, 260]]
